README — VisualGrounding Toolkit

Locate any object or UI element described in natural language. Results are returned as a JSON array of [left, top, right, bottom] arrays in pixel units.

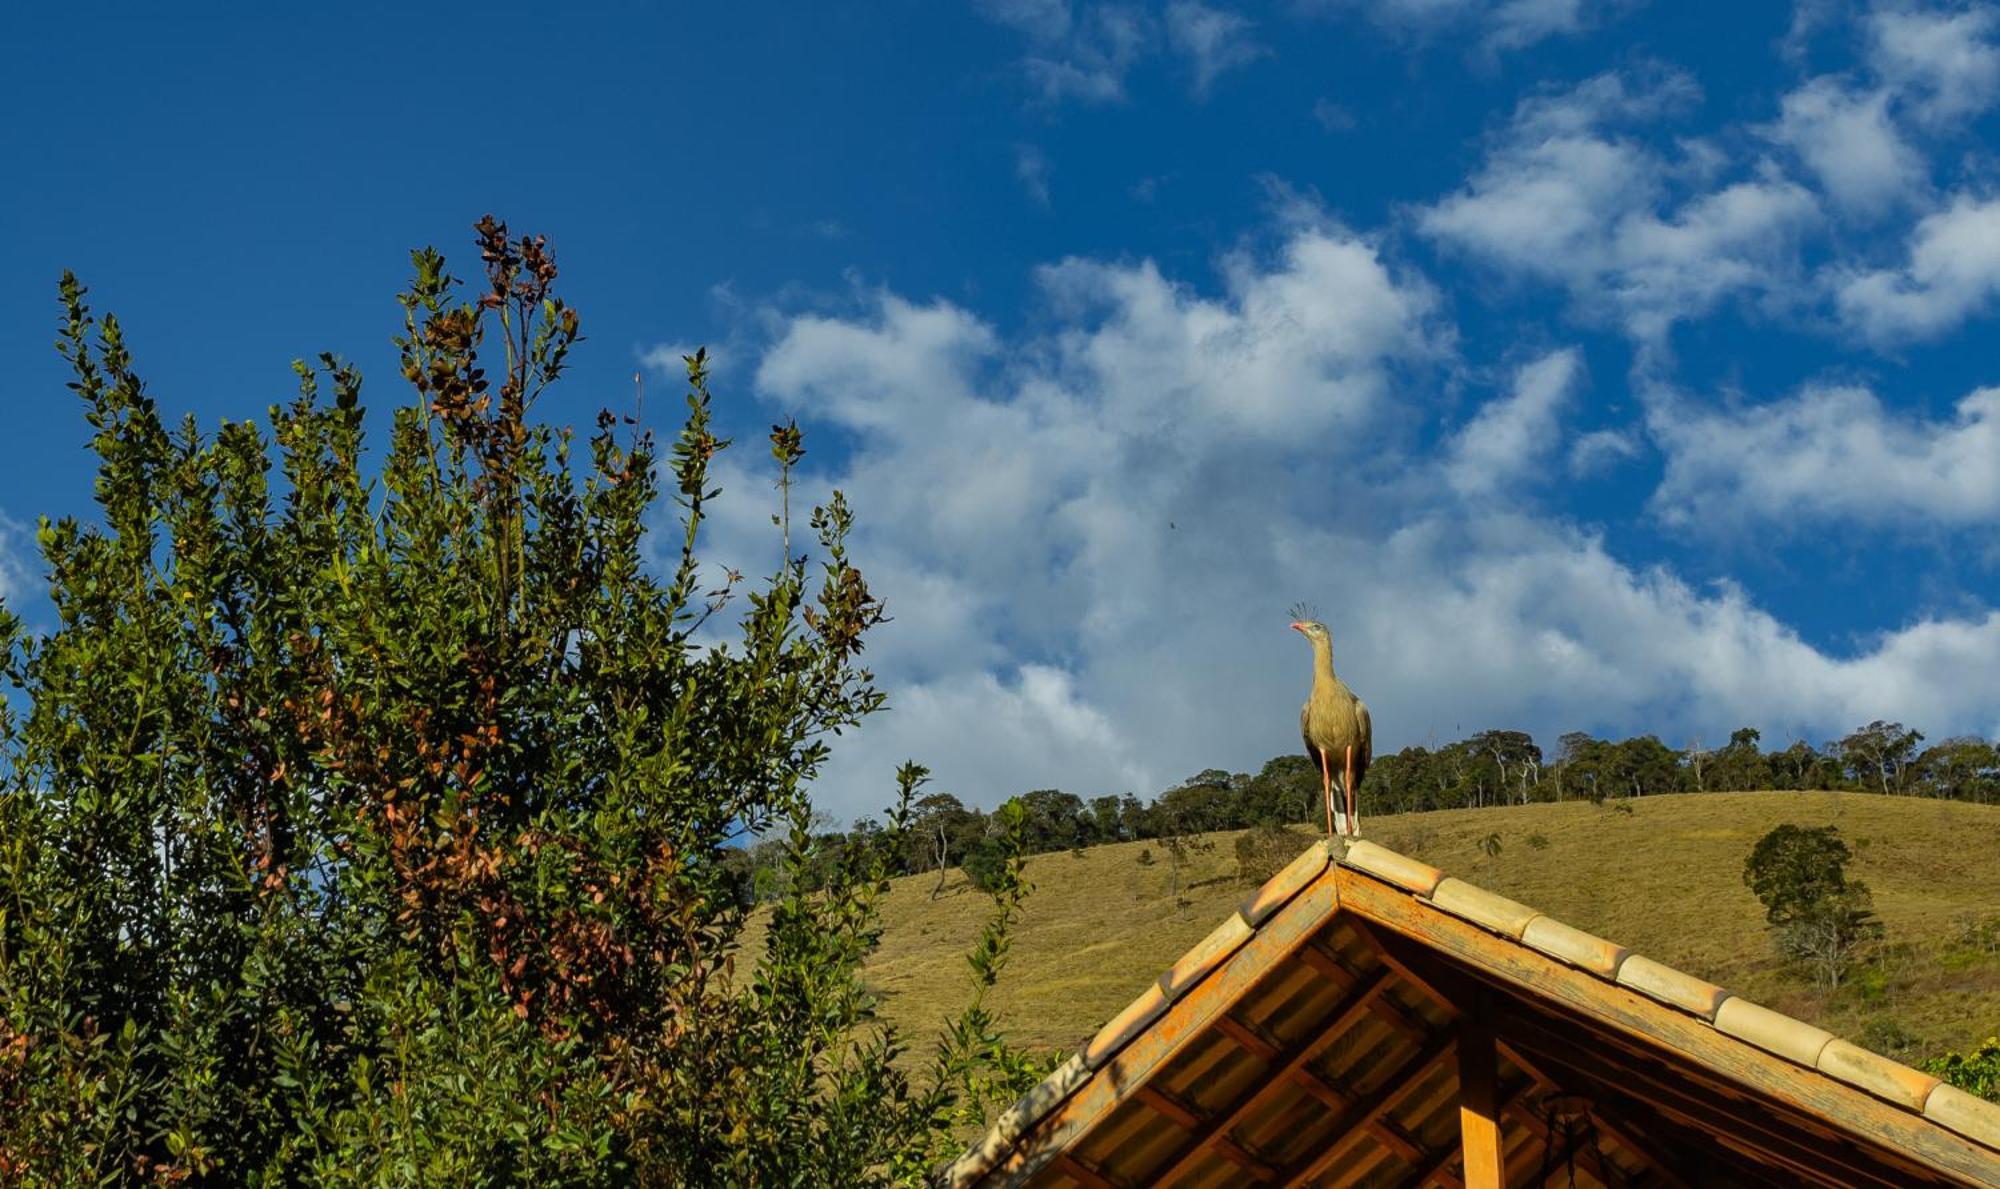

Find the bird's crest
[[1288, 601, 1319, 625]]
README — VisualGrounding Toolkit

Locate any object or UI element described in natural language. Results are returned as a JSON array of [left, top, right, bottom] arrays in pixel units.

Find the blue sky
[[7, 1, 2000, 821]]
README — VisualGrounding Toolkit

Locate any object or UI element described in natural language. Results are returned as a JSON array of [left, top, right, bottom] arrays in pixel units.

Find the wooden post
[[1458, 992, 1504, 1189]]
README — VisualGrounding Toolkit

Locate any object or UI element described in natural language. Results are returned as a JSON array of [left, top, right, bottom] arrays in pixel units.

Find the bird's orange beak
[[1289, 621, 1306, 634]]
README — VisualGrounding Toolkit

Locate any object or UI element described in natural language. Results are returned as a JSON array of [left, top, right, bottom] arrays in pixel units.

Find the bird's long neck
[[1310, 638, 1340, 687]]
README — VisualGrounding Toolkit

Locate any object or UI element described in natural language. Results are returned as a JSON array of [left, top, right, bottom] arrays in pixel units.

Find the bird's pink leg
[[1318, 747, 1334, 839], [1344, 745, 1357, 837]]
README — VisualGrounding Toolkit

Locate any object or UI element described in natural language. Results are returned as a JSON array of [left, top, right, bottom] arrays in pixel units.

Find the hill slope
[[866, 791, 2000, 1068]]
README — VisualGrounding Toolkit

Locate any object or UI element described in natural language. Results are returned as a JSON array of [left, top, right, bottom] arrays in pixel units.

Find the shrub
[[1234, 824, 1304, 885], [1925, 1038, 2000, 1102], [1860, 1016, 1920, 1060], [0, 221, 1040, 1184]]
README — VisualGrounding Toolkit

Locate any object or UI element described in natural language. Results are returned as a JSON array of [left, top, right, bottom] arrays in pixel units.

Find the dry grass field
[[856, 791, 2000, 1070]]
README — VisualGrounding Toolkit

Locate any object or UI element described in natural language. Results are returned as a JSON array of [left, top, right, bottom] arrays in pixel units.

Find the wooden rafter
[[1147, 965, 1390, 1186], [1213, 1012, 1283, 1061], [1504, 1098, 1617, 1188], [1496, 1040, 1689, 1189], [1051, 1152, 1119, 1189], [1278, 1032, 1457, 1187], [1361, 916, 1827, 1189], [1334, 869, 1996, 1186], [1495, 1008, 1918, 1189], [976, 867, 1344, 1186]]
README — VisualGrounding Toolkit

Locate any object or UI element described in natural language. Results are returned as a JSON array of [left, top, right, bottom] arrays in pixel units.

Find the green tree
[[0, 222, 1039, 1184], [910, 792, 975, 897], [1017, 788, 1088, 851], [1913, 738, 1998, 803], [1706, 727, 1773, 792], [1467, 729, 1541, 805], [1839, 720, 1925, 794], [1743, 825, 1882, 993]]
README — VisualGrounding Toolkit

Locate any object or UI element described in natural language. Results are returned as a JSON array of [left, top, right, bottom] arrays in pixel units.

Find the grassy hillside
[[861, 791, 2000, 1070]]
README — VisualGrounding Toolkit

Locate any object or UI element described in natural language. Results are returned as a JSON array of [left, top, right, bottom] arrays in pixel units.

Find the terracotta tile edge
[[1922, 1082, 2000, 1153], [1424, 877, 1541, 940], [1614, 954, 1729, 1021], [1158, 913, 1255, 1002], [1341, 839, 1444, 896], [1237, 840, 1332, 927], [1816, 1038, 1941, 1112]]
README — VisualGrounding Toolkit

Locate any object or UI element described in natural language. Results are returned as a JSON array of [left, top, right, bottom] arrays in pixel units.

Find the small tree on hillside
[[911, 791, 973, 898], [1743, 824, 1883, 993], [1146, 791, 1218, 902]]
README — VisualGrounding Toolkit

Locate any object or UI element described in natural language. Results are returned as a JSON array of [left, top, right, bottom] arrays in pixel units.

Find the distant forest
[[728, 720, 1993, 901]]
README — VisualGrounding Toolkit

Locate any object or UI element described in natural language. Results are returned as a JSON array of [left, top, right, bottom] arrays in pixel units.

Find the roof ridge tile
[[1615, 954, 1729, 1020], [1925, 1082, 2000, 1151], [1342, 839, 1444, 896], [1817, 1037, 1941, 1111], [1157, 913, 1254, 1002], [1519, 913, 1629, 978]]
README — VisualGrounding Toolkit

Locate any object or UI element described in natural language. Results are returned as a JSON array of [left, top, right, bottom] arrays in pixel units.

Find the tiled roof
[[941, 838, 2000, 1188]]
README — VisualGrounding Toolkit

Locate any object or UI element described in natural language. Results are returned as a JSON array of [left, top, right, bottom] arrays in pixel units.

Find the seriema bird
[[1291, 607, 1372, 839]]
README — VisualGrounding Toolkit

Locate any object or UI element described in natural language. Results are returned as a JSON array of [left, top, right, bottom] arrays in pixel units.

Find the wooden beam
[[1279, 1033, 1457, 1187], [1051, 1152, 1121, 1189], [1333, 868, 2000, 1187], [1369, 994, 1433, 1044], [1134, 1084, 1202, 1130], [1148, 966, 1390, 1187], [1293, 941, 1355, 985], [1370, 934, 1699, 1189], [1495, 1040, 1689, 1189], [1350, 918, 1461, 1020], [1213, 1013, 1282, 1061], [1456, 991, 1504, 1189], [1369, 1118, 1428, 1164], [1495, 1009, 1918, 1189], [1504, 1098, 1616, 1189], [977, 866, 1343, 1187], [1397, 1077, 1533, 1189]]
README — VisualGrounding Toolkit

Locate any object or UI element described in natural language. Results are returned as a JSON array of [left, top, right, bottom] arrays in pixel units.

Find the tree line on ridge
[[730, 720, 1994, 901]]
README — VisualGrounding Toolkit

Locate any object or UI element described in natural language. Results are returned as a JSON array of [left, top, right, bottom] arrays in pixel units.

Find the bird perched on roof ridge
[[1290, 606, 1372, 840]]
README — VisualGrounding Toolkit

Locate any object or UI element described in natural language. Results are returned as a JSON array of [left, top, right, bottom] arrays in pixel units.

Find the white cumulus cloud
[[978, 1, 1154, 105], [1650, 381, 2000, 530], [1767, 75, 1925, 217], [1445, 348, 1584, 496], [1867, 2, 2000, 124], [1419, 68, 1818, 347], [1835, 194, 2000, 343], [1165, 1, 1266, 98]]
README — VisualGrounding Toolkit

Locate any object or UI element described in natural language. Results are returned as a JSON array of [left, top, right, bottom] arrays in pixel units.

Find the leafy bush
[[1925, 1037, 2000, 1102], [1860, 1015, 1920, 1060], [963, 832, 1015, 893], [0, 221, 1039, 1184], [1234, 824, 1305, 885]]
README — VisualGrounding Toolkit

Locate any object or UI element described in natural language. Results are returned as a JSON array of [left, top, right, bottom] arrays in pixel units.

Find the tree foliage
[[1925, 1037, 2000, 1103], [1743, 825, 1882, 993], [0, 221, 1040, 1185]]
